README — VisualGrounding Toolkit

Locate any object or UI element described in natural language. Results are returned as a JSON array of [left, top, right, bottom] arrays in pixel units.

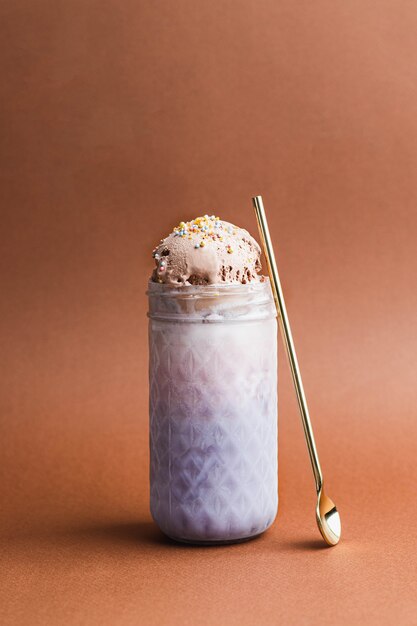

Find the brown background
[[1, 1, 417, 624]]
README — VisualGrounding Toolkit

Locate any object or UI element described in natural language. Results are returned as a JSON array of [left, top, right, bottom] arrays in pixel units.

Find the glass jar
[[148, 280, 277, 544]]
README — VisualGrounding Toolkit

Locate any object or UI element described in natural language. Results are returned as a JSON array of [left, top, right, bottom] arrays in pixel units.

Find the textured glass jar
[[148, 280, 278, 544]]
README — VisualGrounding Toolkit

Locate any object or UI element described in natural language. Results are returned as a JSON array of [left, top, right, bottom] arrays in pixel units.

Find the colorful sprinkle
[[154, 214, 246, 259]]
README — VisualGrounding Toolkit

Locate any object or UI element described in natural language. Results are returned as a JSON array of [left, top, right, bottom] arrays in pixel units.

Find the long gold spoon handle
[[253, 195, 323, 493]]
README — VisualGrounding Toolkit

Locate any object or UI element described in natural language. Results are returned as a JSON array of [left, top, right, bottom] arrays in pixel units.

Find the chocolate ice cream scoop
[[151, 215, 263, 285]]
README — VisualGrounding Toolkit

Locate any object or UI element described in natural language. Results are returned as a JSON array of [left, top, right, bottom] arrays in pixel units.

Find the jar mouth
[[147, 278, 276, 323], [147, 278, 271, 298]]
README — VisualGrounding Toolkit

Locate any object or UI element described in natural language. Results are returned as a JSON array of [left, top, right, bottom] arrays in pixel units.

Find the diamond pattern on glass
[[149, 319, 278, 543]]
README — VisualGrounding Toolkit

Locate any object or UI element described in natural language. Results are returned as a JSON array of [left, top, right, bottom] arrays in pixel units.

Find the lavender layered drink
[[148, 216, 277, 543]]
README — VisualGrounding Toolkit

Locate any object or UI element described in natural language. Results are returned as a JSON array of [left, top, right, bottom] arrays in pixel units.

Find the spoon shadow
[[290, 539, 333, 551]]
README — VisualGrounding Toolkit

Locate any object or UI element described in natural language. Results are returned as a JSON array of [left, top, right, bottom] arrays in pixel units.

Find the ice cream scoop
[[151, 215, 263, 285]]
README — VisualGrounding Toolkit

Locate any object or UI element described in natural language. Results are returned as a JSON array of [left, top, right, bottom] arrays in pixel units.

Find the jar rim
[[147, 278, 276, 322]]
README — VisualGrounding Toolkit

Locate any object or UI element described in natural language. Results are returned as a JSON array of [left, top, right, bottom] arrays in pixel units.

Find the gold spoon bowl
[[317, 487, 341, 546]]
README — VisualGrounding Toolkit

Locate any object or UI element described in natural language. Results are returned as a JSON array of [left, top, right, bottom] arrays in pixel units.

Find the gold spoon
[[253, 195, 341, 546]]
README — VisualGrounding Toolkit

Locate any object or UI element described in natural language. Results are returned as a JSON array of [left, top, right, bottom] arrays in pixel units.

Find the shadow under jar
[[148, 280, 278, 544]]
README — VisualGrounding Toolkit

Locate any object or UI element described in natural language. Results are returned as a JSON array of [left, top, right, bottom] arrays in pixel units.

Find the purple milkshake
[[148, 215, 278, 543]]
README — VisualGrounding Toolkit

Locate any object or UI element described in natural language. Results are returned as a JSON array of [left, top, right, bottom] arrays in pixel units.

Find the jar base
[[163, 531, 266, 546]]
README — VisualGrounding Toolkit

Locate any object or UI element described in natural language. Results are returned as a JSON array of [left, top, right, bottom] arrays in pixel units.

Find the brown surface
[[1, 1, 417, 624]]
